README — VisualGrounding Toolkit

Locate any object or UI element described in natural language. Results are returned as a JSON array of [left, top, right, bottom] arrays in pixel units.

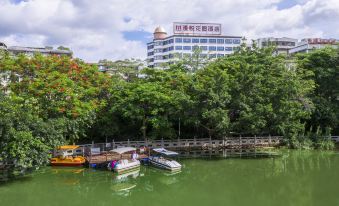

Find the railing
[[76, 136, 284, 155]]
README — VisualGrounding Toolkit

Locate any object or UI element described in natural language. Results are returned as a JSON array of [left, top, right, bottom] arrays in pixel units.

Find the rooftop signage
[[173, 22, 221, 36], [306, 38, 337, 45]]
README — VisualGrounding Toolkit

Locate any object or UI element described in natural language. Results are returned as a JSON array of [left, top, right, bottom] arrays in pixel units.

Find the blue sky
[[0, 0, 338, 62]]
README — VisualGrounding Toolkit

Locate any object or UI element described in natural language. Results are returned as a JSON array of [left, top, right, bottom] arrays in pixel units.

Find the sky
[[0, 0, 338, 62]]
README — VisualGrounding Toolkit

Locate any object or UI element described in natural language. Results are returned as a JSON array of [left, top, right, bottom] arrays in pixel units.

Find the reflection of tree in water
[[159, 150, 338, 206]]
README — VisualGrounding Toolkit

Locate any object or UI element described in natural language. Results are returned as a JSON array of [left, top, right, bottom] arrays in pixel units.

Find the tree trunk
[[142, 116, 147, 141]]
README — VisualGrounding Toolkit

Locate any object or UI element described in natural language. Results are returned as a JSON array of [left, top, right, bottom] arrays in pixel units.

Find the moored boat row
[[50, 146, 182, 174]]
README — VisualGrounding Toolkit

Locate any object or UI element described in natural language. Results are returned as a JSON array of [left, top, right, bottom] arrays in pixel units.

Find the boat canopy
[[110, 147, 137, 154], [57, 145, 79, 150], [153, 148, 178, 156]]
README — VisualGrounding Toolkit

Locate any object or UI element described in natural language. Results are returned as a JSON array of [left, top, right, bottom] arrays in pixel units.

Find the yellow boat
[[50, 145, 86, 167]]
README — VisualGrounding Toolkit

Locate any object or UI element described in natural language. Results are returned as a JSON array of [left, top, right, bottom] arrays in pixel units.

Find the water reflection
[[110, 169, 140, 196], [1, 150, 339, 206], [177, 148, 281, 160]]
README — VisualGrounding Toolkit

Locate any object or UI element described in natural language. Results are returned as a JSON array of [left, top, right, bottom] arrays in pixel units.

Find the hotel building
[[147, 23, 243, 67]]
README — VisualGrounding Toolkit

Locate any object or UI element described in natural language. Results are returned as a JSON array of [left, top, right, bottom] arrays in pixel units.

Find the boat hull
[[149, 158, 181, 171], [50, 162, 84, 167], [114, 164, 140, 173], [112, 160, 141, 173], [50, 157, 86, 167]]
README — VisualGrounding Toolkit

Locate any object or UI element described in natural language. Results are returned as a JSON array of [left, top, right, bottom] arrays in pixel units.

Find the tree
[[0, 54, 112, 142], [0, 93, 66, 170], [297, 47, 339, 135], [110, 79, 180, 140]]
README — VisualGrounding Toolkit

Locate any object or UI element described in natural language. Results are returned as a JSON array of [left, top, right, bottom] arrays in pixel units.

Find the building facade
[[289, 38, 338, 54], [147, 23, 243, 67], [256, 37, 298, 54], [0, 42, 72, 57]]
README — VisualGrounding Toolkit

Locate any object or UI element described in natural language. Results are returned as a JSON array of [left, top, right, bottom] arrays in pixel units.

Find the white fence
[[77, 136, 284, 154]]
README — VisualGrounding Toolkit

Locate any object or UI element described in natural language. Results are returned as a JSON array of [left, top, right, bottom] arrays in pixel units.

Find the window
[[168, 39, 174, 44], [155, 41, 163, 46], [209, 54, 217, 58], [217, 39, 224, 44], [183, 53, 191, 58], [147, 52, 154, 56], [175, 46, 182, 50], [200, 46, 208, 50], [154, 55, 163, 60], [169, 54, 174, 58], [225, 47, 233, 51], [192, 38, 199, 43], [233, 46, 240, 51], [200, 54, 207, 58], [175, 38, 182, 43], [147, 45, 154, 50], [183, 38, 191, 43], [209, 39, 217, 43], [217, 54, 225, 57], [192, 45, 199, 51], [209, 46, 216, 51], [168, 46, 174, 51], [225, 39, 233, 44], [200, 38, 208, 43], [217, 46, 224, 51], [233, 39, 241, 44], [183, 46, 191, 50]]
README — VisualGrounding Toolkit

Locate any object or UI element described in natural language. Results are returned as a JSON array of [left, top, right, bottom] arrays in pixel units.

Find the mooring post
[[161, 138, 164, 147], [112, 139, 115, 149], [128, 139, 130, 147], [269, 134, 272, 146], [239, 135, 242, 148], [254, 135, 257, 147], [89, 144, 92, 168]]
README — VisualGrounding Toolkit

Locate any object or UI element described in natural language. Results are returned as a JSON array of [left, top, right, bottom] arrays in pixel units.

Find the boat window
[[67, 150, 73, 153]]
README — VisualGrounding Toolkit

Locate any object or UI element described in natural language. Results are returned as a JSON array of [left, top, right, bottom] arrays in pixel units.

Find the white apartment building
[[289, 38, 338, 54], [256, 37, 298, 54], [147, 22, 243, 67]]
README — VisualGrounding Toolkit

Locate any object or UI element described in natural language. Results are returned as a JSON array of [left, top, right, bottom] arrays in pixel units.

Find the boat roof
[[153, 148, 178, 156], [110, 147, 136, 154], [57, 145, 79, 150]]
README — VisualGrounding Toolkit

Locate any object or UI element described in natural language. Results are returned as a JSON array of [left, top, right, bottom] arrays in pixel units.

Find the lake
[[1, 149, 339, 206]]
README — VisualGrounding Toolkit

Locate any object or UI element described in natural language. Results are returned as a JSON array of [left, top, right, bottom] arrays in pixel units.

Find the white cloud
[[0, 0, 338, 62]]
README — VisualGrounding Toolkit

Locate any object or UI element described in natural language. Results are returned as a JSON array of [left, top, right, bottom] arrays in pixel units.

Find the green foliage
[[0, 94, 66, 169], [297, 47, 339, 135], [1, 44, 338, 174]]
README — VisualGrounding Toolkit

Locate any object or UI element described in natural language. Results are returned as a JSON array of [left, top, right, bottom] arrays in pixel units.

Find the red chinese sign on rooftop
[[306, 38, 337, 45], [173, 22, 222, 36]]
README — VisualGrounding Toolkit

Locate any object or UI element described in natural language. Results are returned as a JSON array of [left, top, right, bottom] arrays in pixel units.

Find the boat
[[50, 145, 86, 166], [107, 147, 140, 173], [149, 148, 182, 171]]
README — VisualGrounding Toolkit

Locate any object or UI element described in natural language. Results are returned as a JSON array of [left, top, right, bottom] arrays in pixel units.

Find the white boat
[[149, 148, 182, 171], [107, 147, 140, 173]]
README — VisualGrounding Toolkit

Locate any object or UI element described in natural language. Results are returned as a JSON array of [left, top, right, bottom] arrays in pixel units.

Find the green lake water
[[1, 149, 339, 206]]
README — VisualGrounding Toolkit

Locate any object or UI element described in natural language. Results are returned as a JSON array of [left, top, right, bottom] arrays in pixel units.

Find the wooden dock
[[76, 136, 283, 167]]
